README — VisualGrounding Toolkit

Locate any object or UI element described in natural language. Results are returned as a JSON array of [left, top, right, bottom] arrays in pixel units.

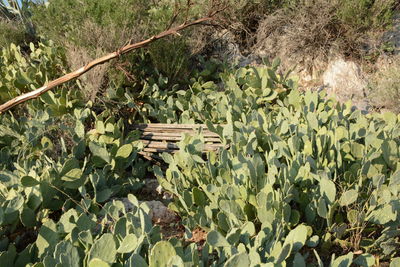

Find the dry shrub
[[64, 20, 144, 101], [0, 19, 28, 48], [254, 0, 362, 76], [65, 44, 108, 102], [253, 0, 399, 81], [368, 55, 400, 112]]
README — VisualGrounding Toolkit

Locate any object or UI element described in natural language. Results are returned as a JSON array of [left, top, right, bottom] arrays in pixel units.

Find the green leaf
[[126, 254, 148, 267], [331, 252, 353, 267], [167, 255, 184, 267], [307, 112, 319, 130], [0, 244, 16, 267], [149, 241, 176, 267], [320, 177, 336, 204], [88, 258, 110, 267], [21, 176, 40, 187], [339, 189, 358, 206], [293, 253, 306, 267], [317, 197, 328, 218], [6, 195, 24, 214], [89, 234, 116, 264], [389, 171, 400, 186], [89, 142, 110, 165], [192, 154, 205, 163], [275, 243, 292, 264], [193, 187, 206, 206], [36, 220, 59, 257], [353, 254, 375, 267], [207, 230, 231, 247], [61, 168, 82, 182], [75, 121, 85, 139], [306, 235, 319, 248], [390, 258, 400, 267], [283, 224, 307, 252], [96, 121, 105, 134], [224, 252, 250, 267], [117, 234, 138, 254], [20, 208, 36, 227], [115, 144, 133, 159], [368, 205, 396, 224]]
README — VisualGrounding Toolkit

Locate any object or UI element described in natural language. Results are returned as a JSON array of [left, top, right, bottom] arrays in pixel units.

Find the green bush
[[337, 0, 396, 30], [0, 20, 27, 48], [0, 40, 75, 115], [151, 63, 400, 263], [0, 0, 36, 47], [30, 0, 206, 95]]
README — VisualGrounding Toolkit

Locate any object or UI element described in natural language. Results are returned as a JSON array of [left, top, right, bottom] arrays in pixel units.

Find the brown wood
[[0, 13, 222, 114], [132, 123, 209, 129], [139, 140, 224, 149], [133, 123, 224, 155], [140, 132, 218, 138], [140, 136, 221, 142]]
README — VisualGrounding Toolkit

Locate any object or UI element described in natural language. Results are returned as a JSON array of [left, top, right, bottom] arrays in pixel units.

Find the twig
[[0, 13, 222, 114]]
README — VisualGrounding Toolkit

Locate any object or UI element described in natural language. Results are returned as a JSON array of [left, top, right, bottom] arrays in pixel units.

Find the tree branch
[[0, 14, 219, 114]]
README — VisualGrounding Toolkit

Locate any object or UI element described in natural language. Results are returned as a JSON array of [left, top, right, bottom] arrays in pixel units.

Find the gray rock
[[144, 200, 177, 224], [322, 58, 369, 110]]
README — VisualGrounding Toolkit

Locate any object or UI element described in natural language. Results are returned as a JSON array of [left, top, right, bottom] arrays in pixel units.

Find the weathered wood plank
[[140, 136, 221, 142], [139, 140, 224, 149], [133, 123, 224, 155]]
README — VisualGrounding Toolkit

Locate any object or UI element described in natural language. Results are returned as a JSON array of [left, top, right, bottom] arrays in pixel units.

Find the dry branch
[[0, 13, 220, 114]]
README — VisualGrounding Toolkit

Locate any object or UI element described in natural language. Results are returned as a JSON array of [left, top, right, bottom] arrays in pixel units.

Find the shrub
[[0, 41, 70, 108], [30, 0, 212, 101], [0, 19, 28, 48], [253, 0, 397, 80], [337, 0, 397, 30], [0, 0, 36, 47], [368, 55, 400, 112]]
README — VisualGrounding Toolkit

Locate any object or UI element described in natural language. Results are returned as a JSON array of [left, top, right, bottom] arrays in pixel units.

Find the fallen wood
[[140, 135, 220, 142], [139, 140, 224, 150], [0, 12, 222, 114], [133, 123, 226, 156]]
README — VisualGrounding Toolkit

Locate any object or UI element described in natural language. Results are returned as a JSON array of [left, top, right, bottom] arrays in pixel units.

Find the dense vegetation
[[1, 0, 400, 266]]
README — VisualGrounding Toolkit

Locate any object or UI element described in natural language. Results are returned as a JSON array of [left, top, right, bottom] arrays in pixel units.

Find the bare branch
[[0, 13, 223, 114]]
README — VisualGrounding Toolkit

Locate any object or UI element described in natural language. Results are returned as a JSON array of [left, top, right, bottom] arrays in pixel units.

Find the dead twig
[[0, 12, 223, 114]]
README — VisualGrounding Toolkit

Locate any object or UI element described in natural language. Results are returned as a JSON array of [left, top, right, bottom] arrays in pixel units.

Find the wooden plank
[[140, 132, 219, 138], [142, 147, 220, 153], [142, 148, 177, 153], [132, 123, 209, 129], [139, 140, 224, 150], [140, 136, 221, 142], [138, 128, 219, 136]]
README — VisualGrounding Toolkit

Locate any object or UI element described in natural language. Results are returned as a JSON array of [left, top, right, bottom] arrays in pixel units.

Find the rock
[[322, 58, 369, 110], [204, 29, 261, 67], [144, 201, 177, 224], [142, 178, 173, 200]]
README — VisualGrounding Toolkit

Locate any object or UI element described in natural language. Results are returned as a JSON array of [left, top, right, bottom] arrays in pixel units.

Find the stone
[[322, 58, 369, 110], [142, 178, 173, 200], [144, 200, 177, 224]]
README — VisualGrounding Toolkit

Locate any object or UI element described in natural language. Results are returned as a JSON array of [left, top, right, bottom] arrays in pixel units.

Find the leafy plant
[[0, 0, 35, 46]]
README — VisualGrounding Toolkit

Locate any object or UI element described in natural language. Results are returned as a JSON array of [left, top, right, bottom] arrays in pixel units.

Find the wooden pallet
[[132, 123, 223, 155]]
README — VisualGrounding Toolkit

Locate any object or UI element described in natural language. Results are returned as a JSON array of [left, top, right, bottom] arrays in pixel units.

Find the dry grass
[[252, 0, 397, 81], [63, 19, 145, 102], [65, 44, 109, 102], [254, 0, 364, 76]]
